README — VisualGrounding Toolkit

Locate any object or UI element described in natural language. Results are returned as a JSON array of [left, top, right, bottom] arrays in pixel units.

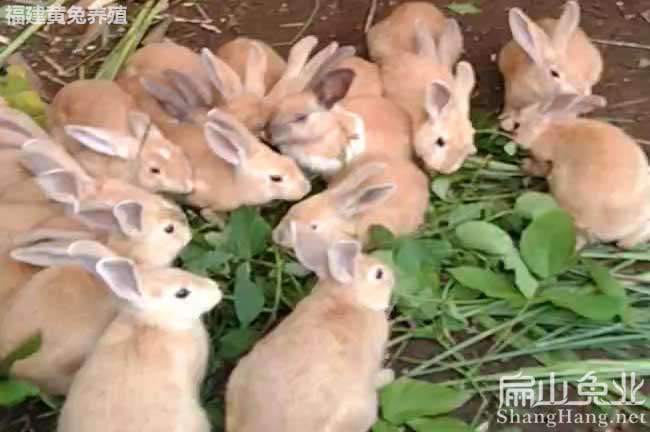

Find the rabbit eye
[[150, 167, 161, 174], [513, 122, 521, 130], [436, 137, 446, 148], [164, 224, 175, 234], [270, 174, 283, 183], [310, 223, 318, 230], [375, 268, 384, 279], [294, 114, 308, 123], [175, 287, 190, 299], [550, 69, 560, 79]]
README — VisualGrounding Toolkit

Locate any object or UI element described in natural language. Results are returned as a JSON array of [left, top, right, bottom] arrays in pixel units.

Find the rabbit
[[498, 0, 603, 131], [273, 153, 429, 249], [512, 93, 650, 249], [116, 42, 213, 126], [156, 108, 310, 213], [268, 67, 412, 176], [334, 57, 383, 99], [57, 241, 222, 432], [226, 222, 395, 432], [367, 2, 461, 65], [0, 105, 49, 147], [47, 79, 194, 194]]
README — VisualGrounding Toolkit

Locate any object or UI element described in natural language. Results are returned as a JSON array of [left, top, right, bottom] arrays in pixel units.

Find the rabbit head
[[64, 111, 194, 194], [291, 222, 394, 311], [203, 109, 311, 203], [512, 93, 607, 148], [33, 169, 192, 267], [266, 37, 355, 146], [414, 61, 476, 174], [508, 1, 590, 98], [70, 240, 222, 326], [273, 162, 394, 248]]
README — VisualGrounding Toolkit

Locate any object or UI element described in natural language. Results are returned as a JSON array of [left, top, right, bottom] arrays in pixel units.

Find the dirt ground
[[2, 0, 650, 431]]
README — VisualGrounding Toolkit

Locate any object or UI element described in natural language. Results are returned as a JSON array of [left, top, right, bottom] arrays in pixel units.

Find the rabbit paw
[[375, 368, 395, 389]]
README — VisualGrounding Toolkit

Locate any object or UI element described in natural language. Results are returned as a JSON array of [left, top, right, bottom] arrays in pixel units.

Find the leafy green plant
[[0, 334, 42, 407], [0, 65, 47, 125]]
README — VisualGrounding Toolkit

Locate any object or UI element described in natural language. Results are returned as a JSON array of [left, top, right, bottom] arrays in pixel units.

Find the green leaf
[[234, 264, 266, 327], [504, 141, 518, 156], [447, 203, 485, 227], [542, 287, 626, 321], [0, 333, 41, 376], [455, 222, 538, 298], [205, 399, 225, 430], [368, 225, 396, 250], [0, 380, 40, 406], [520, 209, 575, 278], [455, 221, 515, 256], [431, 176, 453, 201], [446, 2, 482, 15], [449, 267, 525, 305], [372, 419, 400, 432], [224, 207, 271, 259], [379, 378, 471, 424], [515, 192, 558, 220], [585, 260, 627, 300], [217, 328, 260, 360], [407, 417, 472, 432]]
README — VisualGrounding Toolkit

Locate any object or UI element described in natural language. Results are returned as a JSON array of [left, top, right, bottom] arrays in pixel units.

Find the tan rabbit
[[48, 79, 194, 194], [215, 37, 287, 91], [513, 94, 650, 249], [117, 42, 212, 126], [0, 105, 49, 147], [157, 108, 310, 212], [57, 243, 222, 432], [268, 68, 412, 176], [273, 154, 429, 249], [367, 2, 461, 65], [498, 1, 603, 130], [335, 57, 383, 99], [227, 223, 394, 432]]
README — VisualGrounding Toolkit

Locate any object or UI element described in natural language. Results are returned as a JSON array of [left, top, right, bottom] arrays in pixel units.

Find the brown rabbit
[[268, 69, 412, 176], [156, 108, 310, 213], [48, 80, 194, 194], [513, 94, 650, 249], [57, 242, 222, 432], [227, 223, 394, 432], [498, 1, 603, 130], [367, 2, 460, 65], [273, 154, 429, 249]]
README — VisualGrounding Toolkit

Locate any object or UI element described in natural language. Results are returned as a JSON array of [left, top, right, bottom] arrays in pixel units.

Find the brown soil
[[2, 0, 650, 431]]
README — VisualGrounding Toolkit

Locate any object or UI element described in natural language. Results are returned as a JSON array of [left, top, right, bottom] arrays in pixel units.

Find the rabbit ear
[[509, 8, 552, 66], [75, 207, 122, 232], [312, 68, 356, 109], [545, 93, 606, 117], [201, 48, 243, 101], [290, 221, 330, 278], [244, 42, 268, 98], [326, 240, 360, 285], [113, 200, 145, 237], [20, 141, 65, 175], [140, 77, 192, 121], [332, 161, 386, 196], [127, 111, 163, 143], [454, 61, 476, 111], [36, 169, 82, 207], [68, 239, 117, 274], [10, 240, 77, 268], [305, 45, 356, 90], [96, 257, 142, 303], [425, 81, 453, 120], [64, 125, 134, 160], [415, 19, 438, 60], [0, 107, 49, 147], [265, 36, 319, 102], [437, 19, 463, 67], [163, 69, 213, 109], [336, 183, 396, 217], [203, 120, 248, 166], [553, 1, 580, 51]]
